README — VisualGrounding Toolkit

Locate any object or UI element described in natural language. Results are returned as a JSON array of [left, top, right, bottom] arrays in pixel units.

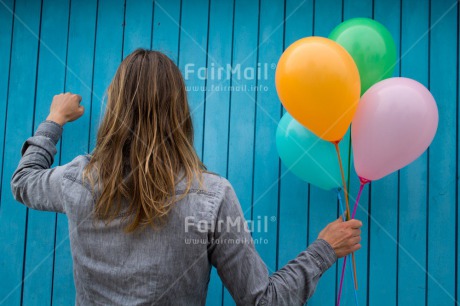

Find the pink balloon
[[352, 77, 438, 181]]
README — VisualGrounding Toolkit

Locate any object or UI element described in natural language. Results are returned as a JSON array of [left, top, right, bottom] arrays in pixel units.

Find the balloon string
[[348, 252, 359, 305], [333, 142, 357, 289], [337, 256, 347, 306], [333, 142, 351, 220], [337, 190, 359, 306], [352, 182, 365, 219]]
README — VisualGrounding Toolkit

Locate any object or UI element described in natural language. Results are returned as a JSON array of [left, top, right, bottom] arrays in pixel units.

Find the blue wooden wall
[[0, 0, 458, 305]]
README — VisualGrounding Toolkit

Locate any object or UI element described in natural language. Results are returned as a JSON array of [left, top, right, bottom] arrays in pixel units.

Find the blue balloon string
[[337, 189, 359, 306]]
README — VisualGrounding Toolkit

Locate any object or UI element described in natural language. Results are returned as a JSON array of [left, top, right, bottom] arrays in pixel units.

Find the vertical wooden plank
[[0, 4, 13, 297], [343, 0, 372, 18], [0, 0, 42, 304], [202, 0, 234, 304], [278, 0, 312, 277], [202, 0, 233, 177], [123, 0, 154, 55], [0, 0, 14, 209], [307, 0, 343, 304], [251, 0, 284, 278], [89, 0, 126, 152], [399, 0, 429, 304], [368, 0, 401, 305], [428, 0, 457, 304], [458, 1, 460, 303], [178, 0, 209, 162], [22, 0, 70, 305], [152, 0, 181, 64], [51, 1, 98, 304], [341, 2, 373, 305], [222, 0, 260, 304]]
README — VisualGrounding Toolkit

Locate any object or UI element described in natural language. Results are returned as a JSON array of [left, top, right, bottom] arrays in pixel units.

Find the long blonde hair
[[82, 48, 209, 233]]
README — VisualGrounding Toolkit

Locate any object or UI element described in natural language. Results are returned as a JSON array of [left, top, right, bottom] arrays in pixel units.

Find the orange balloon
[[275, 37, 361, 142]]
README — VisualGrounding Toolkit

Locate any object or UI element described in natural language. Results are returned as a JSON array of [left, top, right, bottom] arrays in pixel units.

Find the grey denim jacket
[[11, 120, 337, 306]]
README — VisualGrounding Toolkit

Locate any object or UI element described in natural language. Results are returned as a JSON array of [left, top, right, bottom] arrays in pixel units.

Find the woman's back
[[65, 154, 224, 305]]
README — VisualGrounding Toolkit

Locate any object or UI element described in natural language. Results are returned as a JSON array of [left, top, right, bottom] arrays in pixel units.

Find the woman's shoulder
[[198, 172, 236, 203], [173, 170, 237, 202], [200, 170, 222, 183], [61, 154, 93, 191], [175, 170, 221, 196]]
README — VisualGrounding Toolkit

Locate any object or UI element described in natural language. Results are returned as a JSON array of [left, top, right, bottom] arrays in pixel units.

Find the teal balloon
[[276, 113, 351, 190]]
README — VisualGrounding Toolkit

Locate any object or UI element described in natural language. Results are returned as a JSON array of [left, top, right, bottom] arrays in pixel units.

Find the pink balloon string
[[337, 256, 348, 306], [351, 181, 366, 219], [337, 189, 359, 306], [336, 179, 369, 306]]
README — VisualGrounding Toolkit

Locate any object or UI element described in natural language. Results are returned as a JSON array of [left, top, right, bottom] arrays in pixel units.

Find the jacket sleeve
[[10, 120, 67, 213], [208, 178, 337, 306]]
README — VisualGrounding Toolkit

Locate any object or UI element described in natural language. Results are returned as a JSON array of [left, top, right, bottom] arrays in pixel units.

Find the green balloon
[[276, 112, 351, 191], [329, 18, 397, 95]]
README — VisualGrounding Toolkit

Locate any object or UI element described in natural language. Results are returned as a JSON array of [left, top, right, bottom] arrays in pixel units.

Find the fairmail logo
[[184, 62, 276, 81], [184, 215, 276, 234]]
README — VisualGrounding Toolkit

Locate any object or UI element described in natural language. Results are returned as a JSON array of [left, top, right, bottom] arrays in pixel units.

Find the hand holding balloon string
[[318, 216, 362, 258]]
